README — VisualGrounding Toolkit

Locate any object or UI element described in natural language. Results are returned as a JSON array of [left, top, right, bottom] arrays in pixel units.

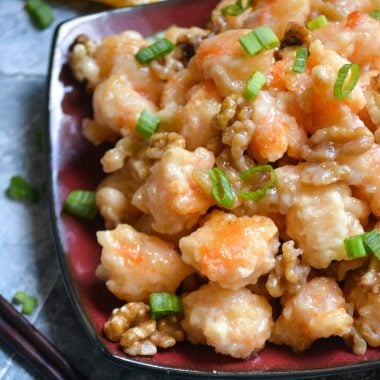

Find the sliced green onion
[[221, 0, 253, 16], [12, 291, 38, 315], [25, 0, 54, 30], [363, 230, 380, 259], [239, 26, 280, 56], [307, 15, 328, 31], [254, 26, 280, 50], [292, 47, 308, 73], [209, 168, 234, 209], [149, 293, 183, 320], [6, 176, 40, 203], [136, 110, 160, 140], [239, 31, 263, 56], [344, 235, 367, 258], [370, 10, 380, 20], [135, 38, 175, 65], [244, 71, 267, 100], [239, 164, 277, 201], [64, 190, 97, 220], [333, 63, 360, 100]]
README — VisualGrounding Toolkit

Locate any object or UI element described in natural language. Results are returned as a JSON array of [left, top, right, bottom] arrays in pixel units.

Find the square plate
[[46, 0, 380, 377]]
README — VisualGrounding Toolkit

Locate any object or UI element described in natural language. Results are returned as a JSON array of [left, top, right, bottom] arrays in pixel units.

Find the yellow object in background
[[93, 0, 163, 7]]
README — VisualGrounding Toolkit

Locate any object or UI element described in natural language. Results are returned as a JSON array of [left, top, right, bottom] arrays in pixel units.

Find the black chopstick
[[0, 295, 88, 380]]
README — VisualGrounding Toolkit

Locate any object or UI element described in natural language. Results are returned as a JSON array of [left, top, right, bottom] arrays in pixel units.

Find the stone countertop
[[0, 1, 379, 379]]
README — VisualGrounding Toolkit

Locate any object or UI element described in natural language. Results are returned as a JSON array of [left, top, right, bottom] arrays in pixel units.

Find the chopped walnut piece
[[281, 22, 311, 49], [104, 302, 185, 356], [359, 256, 380, 294], [146, 132, 186, 160]]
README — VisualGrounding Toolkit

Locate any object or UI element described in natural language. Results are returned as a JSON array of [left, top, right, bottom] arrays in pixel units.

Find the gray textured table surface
[[0, 1, 379, 379]]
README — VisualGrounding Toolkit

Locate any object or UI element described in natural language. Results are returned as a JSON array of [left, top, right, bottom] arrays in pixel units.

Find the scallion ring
[[243, 71, 267, 100], [25, 0, 54, 29], [239, 26, 280, 56], [64, 190, 97, 220], [135, 38, 175, 65], [221, 0, 253, 16], [12, 291, 38, 315], [136, 110, 161, 140], [307, 15, 328, 31], [344, 235, 367, 258], [6, 176, 40, 203], [333, 63, 360, 100], [292, 47, 308, 73], [239, 165, 277, 201], [363, 230, 380, 259], [209, 168, 234, 209], [149, 293, 183, 320], [370, 10, 380, 20]]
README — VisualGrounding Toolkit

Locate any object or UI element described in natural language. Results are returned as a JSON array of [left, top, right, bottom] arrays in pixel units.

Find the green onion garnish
[[239, 164, 277, 201], [292, 47, 308, 73], [135, 38, 175, 65], [307, 15, 328, 31], [239, 26, 280, 56], [333, 63, 360, 100], [6, 176, 40, 203], [136, 110, 161, 140], [12, 291, 38, 315], [239, 31, 263, 56], [363, 230, 380, 259], [209, 168, 234, 209], [243, 71, 267, 100], [149, 293, 183, 320], [344, 235, 367, 258], [64, 190, 97, 220], [25, 0, 54, 30], [221, 0, 253, 16], [254, 26, 280, 50], [370, 10, 380, 20]]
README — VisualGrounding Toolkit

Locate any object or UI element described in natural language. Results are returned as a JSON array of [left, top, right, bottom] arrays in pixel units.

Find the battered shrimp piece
[[93, 74, 157, 133], [339, 144, 380, 216], [243, 0, 310, 39], [179, 211, 279, 290], [346, 271, 380, 348], [312, 12, 380, 71], [97, 224, 193, 302], [181, 283, 273, 358], [271, 277, 353, 352], [94, 31, 162, 104], [162, 81, 222, 150], [132, 146, 215, 234], [248, 91, 307, 162], [96, 164, 142, 229], [305, 40, 367, 132], [310, 0, 371, 21], [286, 184, 369, 268], [193, 29, 275, 97]]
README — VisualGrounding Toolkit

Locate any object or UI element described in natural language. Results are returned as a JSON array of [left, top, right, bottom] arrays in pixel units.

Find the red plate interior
[[46, 0, 380, 377]]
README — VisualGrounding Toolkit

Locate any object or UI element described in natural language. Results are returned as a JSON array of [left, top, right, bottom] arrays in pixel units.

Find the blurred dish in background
[[93, 0, 164, 7]]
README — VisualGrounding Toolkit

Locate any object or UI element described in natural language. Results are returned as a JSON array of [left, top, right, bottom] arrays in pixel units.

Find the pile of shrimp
[[68, 0, 380, 359]]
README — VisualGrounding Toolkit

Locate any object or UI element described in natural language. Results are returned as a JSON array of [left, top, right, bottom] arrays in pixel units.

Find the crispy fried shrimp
[[179, 211, 279, 290], [97, 224, 193, 302], [271, 277, 353, 352], [182, 283, 273, 358]]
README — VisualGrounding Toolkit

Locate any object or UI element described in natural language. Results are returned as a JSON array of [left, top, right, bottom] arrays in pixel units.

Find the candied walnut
[[150, 55, 184, 81], [68, 34, 99, 88], [281, 22, 311, 49], [343, 325, 367, 356], [266, 240, 310, 298], [104, 302, 185, 356], [302, 126, 374, 162], [101, 131, 145, 173], [299, 162, 350, 186], [104, 302, 150, 342], [323, 258, 367, 282], [358, 256, 380, 294], [146, 132, 186, 160]]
